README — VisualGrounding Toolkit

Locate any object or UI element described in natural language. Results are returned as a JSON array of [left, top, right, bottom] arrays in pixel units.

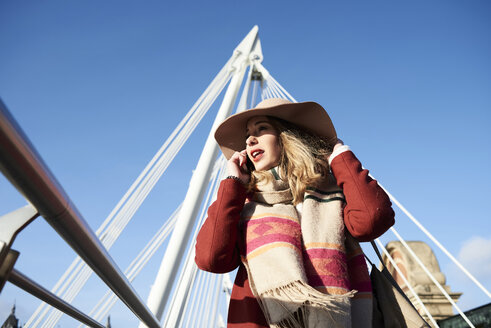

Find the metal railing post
[[8, 269, 105, 328]]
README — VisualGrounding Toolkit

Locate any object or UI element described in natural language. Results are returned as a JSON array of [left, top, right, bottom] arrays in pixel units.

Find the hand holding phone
[[226, 149, 251, 184]]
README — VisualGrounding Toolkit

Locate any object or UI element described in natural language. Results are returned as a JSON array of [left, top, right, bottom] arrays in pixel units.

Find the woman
[[195, 98, 395, 328]]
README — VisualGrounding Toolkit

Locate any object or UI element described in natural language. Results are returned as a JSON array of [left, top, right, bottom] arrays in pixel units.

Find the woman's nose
[[246, 135, 257, 146]]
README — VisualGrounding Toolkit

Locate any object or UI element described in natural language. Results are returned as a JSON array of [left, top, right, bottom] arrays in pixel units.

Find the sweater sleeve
[[330, 151, 395, 242], [195, 178, 247, 273]]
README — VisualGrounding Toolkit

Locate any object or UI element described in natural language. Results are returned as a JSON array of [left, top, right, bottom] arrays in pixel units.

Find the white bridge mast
[[141, 26, 261, 325]]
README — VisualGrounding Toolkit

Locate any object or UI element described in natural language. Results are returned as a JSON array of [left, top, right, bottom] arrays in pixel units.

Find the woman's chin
[[254, 161, 278, 172]]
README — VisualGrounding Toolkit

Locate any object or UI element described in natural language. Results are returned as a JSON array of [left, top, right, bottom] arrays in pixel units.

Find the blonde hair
[[247, 117, 333, 205]]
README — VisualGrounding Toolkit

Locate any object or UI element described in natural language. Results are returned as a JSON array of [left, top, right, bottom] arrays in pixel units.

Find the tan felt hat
[[214, 98, 337, 159]]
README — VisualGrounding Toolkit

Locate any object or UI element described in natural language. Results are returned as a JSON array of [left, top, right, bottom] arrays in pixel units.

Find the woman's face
[[245, 116, 281, 172]]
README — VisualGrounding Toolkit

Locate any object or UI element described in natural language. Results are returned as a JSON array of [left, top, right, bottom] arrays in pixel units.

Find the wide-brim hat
[[215, 98, 337, 159]]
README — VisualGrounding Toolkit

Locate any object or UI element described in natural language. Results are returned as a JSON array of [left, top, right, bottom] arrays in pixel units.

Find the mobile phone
[[245, 156, 254, 173]]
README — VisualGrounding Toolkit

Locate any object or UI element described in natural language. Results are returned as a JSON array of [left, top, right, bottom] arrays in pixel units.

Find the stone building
[[382, 241, 462, 324]]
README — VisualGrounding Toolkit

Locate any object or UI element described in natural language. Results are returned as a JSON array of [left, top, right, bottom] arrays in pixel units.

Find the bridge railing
[[0, 98, 161, 328]]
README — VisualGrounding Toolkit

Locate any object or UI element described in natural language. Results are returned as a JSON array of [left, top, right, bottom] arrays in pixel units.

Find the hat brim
[[215, 101, 337, 159]]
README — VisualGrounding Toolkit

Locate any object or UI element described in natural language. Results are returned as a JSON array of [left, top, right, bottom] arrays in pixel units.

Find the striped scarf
[[240, 169, 372, 328]]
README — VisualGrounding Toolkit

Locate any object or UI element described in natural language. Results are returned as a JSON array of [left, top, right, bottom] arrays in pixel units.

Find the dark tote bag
[[369, 241, 430, 328]]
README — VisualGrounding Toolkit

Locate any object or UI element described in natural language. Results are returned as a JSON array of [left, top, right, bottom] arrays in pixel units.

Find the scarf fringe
[[256, 280, 355, 328]]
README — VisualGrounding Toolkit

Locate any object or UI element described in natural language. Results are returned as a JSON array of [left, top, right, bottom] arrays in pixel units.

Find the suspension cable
[[267, 74, 297, 103], [210, 274, 223, 328], [195, 271, 212, 327], [268, 80, 285, 99], [375, 180, 491, 299], [83, 207, 180, 325], [183, 269, 205, 328], [254, 63, 297, 102]]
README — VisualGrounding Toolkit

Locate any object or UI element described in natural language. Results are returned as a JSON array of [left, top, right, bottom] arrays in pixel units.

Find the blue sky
[[1, 0, 490, 326]]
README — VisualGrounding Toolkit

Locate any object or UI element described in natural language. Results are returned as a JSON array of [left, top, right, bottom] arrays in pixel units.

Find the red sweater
[[195, 151, 395, 327]]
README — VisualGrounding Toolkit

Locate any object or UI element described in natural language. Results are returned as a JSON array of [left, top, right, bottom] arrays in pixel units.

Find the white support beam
[[142, 26, 260, 324]]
